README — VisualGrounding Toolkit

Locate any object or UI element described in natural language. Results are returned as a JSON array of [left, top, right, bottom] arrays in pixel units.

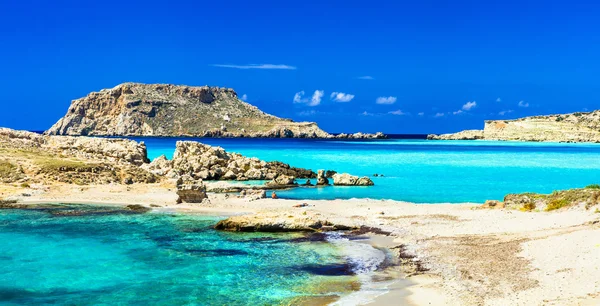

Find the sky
[[1, 0, 599, 134]]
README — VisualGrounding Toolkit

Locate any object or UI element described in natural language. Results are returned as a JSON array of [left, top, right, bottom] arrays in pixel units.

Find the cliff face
[[428, 110, 600, 142], [46, 83, 332, 138]]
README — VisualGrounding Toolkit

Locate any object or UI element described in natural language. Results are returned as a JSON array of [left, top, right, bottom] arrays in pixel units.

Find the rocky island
[[46, 83, 386, 139], [427, 110, 600, 142]]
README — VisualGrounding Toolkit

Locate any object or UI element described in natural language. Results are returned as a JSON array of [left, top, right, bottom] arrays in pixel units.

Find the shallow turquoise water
[[0, 205, 364, 305], [137, 137, 600, 203]]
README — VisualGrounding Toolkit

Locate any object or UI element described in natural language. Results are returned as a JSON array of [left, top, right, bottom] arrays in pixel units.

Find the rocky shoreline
[[0, 127, 374, 204], [428, 109, 600, 142]]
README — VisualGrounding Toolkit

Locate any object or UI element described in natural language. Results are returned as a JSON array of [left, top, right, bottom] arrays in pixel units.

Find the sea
[[139, 136, 600, 203], [4, 135, 600, 305]]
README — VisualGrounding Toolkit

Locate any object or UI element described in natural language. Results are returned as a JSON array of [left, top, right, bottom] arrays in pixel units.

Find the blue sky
[[1, 0, 599, 134]]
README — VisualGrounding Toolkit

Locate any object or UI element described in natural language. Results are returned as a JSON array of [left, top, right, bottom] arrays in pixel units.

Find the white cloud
[[310, 90, 324, 106], [211, 64, 297, 70], [496, 97, 502, 102], [418, 112, 425, 116], [518, 100, 529, 107], [297, 110, 317, 116], [498, 110, 513, 116], [293, 91, 307, 103], [453, 110, 464, 115], [462, 101, 477, 111], [357, 76, 374, 80], [376, 96, 397, 104], [241, 94, 248, 101], [330, 92, 355, 102], [388, 110, 406, 116], [361, 111, 374, 116], [434, 112, 445, 118], [294, 90, 324, 106]]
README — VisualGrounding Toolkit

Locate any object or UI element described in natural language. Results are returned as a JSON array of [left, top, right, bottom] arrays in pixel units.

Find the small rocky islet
[[46, 82, 386, 139]]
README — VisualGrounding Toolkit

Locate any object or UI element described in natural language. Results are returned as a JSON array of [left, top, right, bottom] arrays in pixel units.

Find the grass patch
[[585, 184, 600, 189], [0, 160, 16, 176], [546, 198, 569, 211]]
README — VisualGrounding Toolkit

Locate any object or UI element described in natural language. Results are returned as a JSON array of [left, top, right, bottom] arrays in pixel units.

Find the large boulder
[[176, 175, 207, 203], [332, 173, 374, 186], [265, 174, 297, 188], [170, 141, 315, 181], [316, 170, 329, 186]]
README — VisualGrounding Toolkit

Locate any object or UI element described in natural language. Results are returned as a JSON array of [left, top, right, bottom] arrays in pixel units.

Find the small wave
[[325, 232, 386, 275], [326, 232, 397, 306]]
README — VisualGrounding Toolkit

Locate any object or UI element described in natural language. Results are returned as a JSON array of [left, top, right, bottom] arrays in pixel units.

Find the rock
[[482, 200, 505, 209], [141, 155, 173, 176], [332, 173, 375, 186], [265, 175, 297, 188], [325, 170, 337, 178], [302, 179, 313, 186], [239, 189, 266, 201], [222, 170, 237, 180], [214, 212, 358, 232], [316, 170, 329, 186], [176, 175, 207, 203], [170, 141, 315, 181], [125, 204, 152, 213]]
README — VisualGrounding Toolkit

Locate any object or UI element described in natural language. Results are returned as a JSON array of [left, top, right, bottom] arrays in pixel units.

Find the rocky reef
[[214, 211, 357, 232], [428, 110, 600, 142], [46, 83, 385, 139]]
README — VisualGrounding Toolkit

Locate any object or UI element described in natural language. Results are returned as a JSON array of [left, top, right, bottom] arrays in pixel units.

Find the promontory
[[46, 83, 385, 139], [428, 110, 600, 142]]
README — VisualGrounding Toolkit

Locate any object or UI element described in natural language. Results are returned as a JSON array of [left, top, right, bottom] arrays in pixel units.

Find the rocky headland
[[46, 83, 386, 139], [427, 110, 600, 142]]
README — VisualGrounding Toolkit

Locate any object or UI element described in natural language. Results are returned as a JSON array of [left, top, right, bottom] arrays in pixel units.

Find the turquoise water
[[136, 137, 600, 203], [0, 205, 369, 305]]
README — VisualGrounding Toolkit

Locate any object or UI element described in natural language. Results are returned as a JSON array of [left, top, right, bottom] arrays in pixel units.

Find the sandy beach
[[3, 182, 599, 305]]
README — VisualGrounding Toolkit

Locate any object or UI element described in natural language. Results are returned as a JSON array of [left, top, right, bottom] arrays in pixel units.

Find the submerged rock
[[332, 173, 374, 186]]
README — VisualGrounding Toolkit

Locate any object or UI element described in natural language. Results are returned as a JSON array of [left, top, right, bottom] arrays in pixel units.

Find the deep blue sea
[[136, 137, 600, 203], [0, 205, 381, 305]]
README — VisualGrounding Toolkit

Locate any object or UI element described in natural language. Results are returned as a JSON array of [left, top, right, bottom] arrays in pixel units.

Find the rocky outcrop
[[170, 141, 316, 181], [428, 110, 600, 143], [332, 173, 375, 186], [0, 128, 156, 185], [0, 128, 149, 165], [334, 132, 387, 139], [265, 175, 298, 188], [176, 175, 207, 203], [46, 83, 385, 139], [214, 211, 358, 232], [316, 170, 329, 186]]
